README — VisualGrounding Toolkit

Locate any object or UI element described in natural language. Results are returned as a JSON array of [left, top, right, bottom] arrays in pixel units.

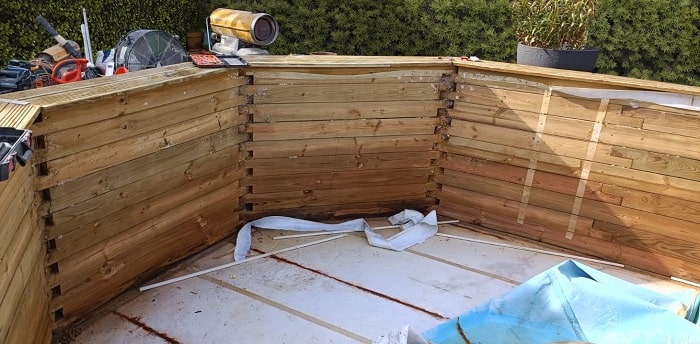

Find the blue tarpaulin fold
[[422, 260, 700, 344]]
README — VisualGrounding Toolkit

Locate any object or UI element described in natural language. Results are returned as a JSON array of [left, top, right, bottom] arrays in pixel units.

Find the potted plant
[[511, 0, 599, 72]]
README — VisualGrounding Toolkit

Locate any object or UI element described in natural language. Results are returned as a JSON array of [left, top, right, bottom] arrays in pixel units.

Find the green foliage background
[[0, 0, 698, 86]]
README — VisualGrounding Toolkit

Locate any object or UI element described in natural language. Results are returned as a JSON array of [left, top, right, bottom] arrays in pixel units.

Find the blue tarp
[[422, 260, 700, 344]]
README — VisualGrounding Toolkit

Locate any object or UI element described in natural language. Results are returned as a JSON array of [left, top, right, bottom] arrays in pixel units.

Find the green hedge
[[591, 0, 700, 86], [1, 0, 699, 86]]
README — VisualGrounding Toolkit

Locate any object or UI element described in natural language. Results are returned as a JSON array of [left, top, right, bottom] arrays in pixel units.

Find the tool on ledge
[[0, 128, 33, 182], [36, 15, 81, 58]]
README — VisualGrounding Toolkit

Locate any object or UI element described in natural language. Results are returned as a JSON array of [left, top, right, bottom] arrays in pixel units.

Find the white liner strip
[[234, 209, 439, 261], [551, 87, 700, 112]]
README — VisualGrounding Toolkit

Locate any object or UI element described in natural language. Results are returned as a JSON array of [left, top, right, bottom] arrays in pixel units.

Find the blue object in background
[[422, 260, 700, 344]]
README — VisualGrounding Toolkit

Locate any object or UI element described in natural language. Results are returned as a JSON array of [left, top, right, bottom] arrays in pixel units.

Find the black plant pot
[[516, 43, 600, 72]]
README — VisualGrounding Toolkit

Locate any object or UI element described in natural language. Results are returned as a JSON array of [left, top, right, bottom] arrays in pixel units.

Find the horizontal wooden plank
[[49, 181, 240, 293], [620, 105, 700, 138], [437, 200, 700, 280], [250, 69, 454, 85], [244, 135, 437, 159], [440, 139, 587, 175], [592, 221, 700, 265], [599, 123, 700, 161], [0, 168, 34, 263], [0, 103, 41, 129], [243, 55, 454, 68], [436, 185, 598, 241], [438, 156, 622, 204], [242, 83, 441, 104], [448, 119, 598, 162], [35, 109, 244, 190], [52, 203, 242, 326], [588, 162, 700, 203], [245, 100, 444, 123], [41, 89, 243, 160], [454, 61, 700, 97], [46, 126, 247, 210], [450, 105, 600, 141], [246, 151, 439, 176], [441, 138, 700, 203], [0, 228, 43, 344], [445, 121, 632, 166], [248, 167, 433, 193], [0, 211, 36, 312], [437, 170, 603, 228], [244, 183, 435, 211], [14, 64, 238, 107], [579, 197, 700, 244], [48, 144, 241, 230], [601, 184, 700, 224], [31, 73, 248, 136], [610, 146, 700, 182], [48, 168, 240, 263], [241, 199, 436, 222], [249, 118, 438, 141], [5, 263, 50, 343], [454, 83, 543, 114]]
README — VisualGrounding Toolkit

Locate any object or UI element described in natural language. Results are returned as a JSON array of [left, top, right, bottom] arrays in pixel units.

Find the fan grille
[[116, 30, 188, 72]]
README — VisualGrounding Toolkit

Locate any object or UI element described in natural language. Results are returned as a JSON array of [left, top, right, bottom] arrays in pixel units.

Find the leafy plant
[[511, 0, 597, 49]]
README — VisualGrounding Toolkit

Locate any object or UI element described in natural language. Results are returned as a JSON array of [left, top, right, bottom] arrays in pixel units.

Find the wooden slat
[[12, 64, 237, 107], [0, 168, 34, 263], [51, 202, 242, 326], [454, 83, 543, 114], [41, 89, 243, 160], [0, 210, 36, 311], [32, 78, 247, 137], [242, 198, 435, 222], [437, 200, 700, 280], [244, 135, 437, 159], [48, 167, 240, 263], [244, 183, 434, 211], [602, 184, 700, 223], [588, 162, 700, 203], [48, 144, 240, 230], [445, 121, 632, 167], [436, 185, 598, 242], [0, 103, 41, 129], [242, 83, 440, 104], [248, 118, 438, 141], [454, 61, 700, 96], [618, 105, 700, 138], [600, 122, 700, 161], [248, 167, 433, 193], [49, 181, 240, 291], [2, 230, 47, 344], [592, 221, 700, 265], [245, 100, 444, 123], [438, 156, 622, 204], [46, 126, 246, 210], [243, 55, 453, 68], [609, 146, 700, 182], [246, 151, 439, 176], [0, 225, 43, 344], [250, 68, 453, 85], [35, 109, 244, 190]]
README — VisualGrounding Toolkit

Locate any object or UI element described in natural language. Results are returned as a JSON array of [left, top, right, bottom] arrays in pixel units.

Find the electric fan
[[115, 30, 188, 72]]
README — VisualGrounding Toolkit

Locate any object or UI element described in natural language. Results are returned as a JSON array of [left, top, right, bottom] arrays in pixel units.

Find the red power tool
[[51, 58, 89, 84]]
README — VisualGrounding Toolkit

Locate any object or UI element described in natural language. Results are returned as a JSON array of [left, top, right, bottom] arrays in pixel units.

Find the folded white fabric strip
[[233, 209, 438, 261]]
